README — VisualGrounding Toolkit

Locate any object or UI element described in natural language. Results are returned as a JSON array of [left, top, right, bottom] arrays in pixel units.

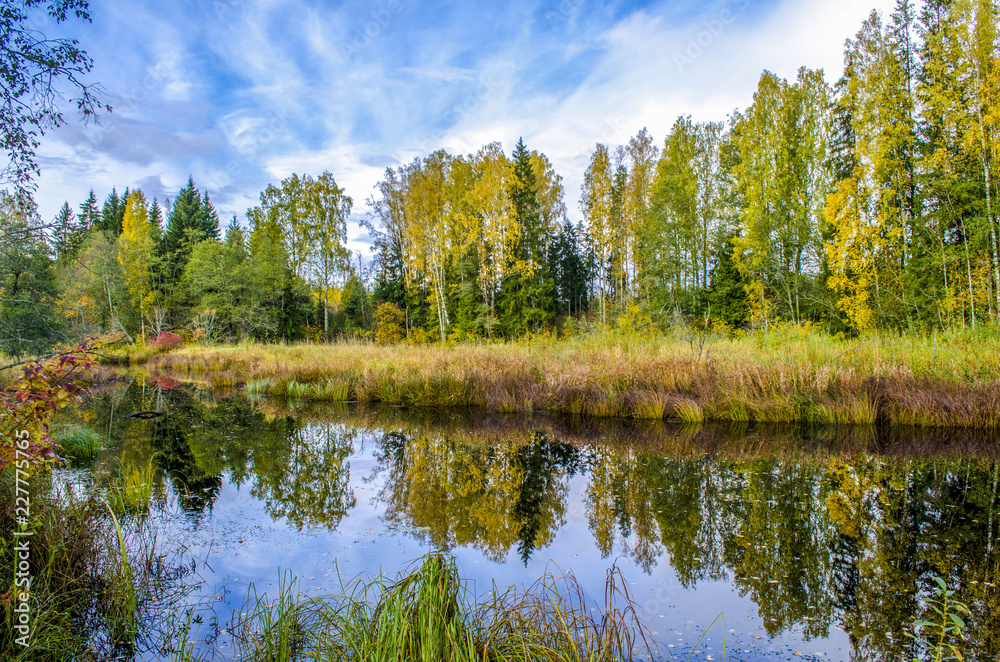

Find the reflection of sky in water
[[82, 384, 999, 662], [161, 429, 853, 662]]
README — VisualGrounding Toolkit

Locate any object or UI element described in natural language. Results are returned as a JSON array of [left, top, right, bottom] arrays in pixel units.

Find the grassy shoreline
[[127, 327, 1000, 428]]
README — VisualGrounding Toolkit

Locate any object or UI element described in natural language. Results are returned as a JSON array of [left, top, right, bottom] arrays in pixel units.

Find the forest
[[3, 0, 999, 357]]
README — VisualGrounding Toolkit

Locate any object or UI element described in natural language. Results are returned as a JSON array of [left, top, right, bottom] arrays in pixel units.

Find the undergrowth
[[0, 469, 184, 660]]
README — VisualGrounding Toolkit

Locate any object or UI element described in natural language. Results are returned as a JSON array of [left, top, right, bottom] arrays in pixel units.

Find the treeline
[[2, 0, 999, 355], [368, 0, 1000, 336]]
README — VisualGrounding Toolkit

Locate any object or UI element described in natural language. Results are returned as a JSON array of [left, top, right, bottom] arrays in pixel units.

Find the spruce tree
[[116, 187, 130, 234], [706, 236, 748, 328], [550, 221, 591, 316], [77, 189, 100, 240], [161, 177, 218, 281], [99, 188, 121, 235], [498, 138, 555, 335], [52, 202, 76, 260], [200, 191, 221, 240], [148, 197, 164, 246]]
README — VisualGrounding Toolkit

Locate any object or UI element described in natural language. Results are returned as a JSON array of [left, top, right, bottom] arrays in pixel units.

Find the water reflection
[[79, 381, 1000, 660], [376, 431, 580, 563]]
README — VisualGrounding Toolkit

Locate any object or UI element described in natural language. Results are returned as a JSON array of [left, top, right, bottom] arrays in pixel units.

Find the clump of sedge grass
[[209, 553, 657, 662], [52, 424, 103, 463], [104, 459, 160, 517]]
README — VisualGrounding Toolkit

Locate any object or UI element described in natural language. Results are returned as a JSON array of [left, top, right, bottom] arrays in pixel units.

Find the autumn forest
[[4, 0, 1000, 357]]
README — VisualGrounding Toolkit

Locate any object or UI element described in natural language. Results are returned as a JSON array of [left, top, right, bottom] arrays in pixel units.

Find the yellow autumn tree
[[403, 152, 454, 342], [581, 143, 614, 324], [825, 12, 912, 332], [117, 189, 154, 338], [824, 176, 880, 332], [463, 142, 519, 317]]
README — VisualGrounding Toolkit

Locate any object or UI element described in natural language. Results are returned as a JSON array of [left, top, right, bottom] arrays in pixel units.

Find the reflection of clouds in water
[[81, 381, 1000, 661]]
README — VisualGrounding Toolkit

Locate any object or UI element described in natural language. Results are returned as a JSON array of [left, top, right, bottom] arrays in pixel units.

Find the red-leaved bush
[[149, 332, 183, 351], [1, 340, 96, 470]]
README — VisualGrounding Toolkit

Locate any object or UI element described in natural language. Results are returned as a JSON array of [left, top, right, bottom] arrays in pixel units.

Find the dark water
[[74, 380, 1000, 661]]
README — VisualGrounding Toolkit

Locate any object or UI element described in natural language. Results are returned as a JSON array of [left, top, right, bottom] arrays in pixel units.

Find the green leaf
[[949, 613, 966, 629]]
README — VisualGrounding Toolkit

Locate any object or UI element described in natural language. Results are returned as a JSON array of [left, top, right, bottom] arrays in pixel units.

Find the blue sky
[[35, 0, 895, 253]]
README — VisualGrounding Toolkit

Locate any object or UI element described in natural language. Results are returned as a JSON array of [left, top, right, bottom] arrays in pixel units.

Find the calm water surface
[[74, 380, 1000, 661]]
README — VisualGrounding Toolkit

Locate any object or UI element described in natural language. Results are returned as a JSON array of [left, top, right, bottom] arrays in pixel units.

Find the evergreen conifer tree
[[161, 177, 219, 281], [52, 202, 76, 260], [99, 188, 121, 235], [499, 138, 555, 335], [148, 197, 164, 246], [75, 190, 98, 244]]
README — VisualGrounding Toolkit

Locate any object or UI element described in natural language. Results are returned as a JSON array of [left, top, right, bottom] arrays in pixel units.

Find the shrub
[[148, 332, 183, 351], [374, 303, 405, 345]]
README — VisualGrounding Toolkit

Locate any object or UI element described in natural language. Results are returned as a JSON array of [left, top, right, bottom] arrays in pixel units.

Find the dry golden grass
[[132, 325, 1000, 428]]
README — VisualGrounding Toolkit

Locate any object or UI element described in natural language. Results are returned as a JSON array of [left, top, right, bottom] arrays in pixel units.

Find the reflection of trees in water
[[585, 452, 1000, 660], [82, 385, 1000, 660], [250, 422, 356, 529], [374, 431, 580, 564], [373, 426, 1000, 660], [83, 382, 357, 528]]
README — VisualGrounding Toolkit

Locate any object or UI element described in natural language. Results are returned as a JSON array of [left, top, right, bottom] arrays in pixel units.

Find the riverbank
[[129, 327, 1000, 428]]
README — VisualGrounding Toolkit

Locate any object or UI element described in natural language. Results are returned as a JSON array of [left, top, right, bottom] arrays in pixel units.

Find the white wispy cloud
[[34, 0, 896, 256]]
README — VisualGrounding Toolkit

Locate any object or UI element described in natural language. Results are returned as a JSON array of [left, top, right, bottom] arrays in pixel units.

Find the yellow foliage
[[118, 190, 154, 324], [824, 176, 881, 333]]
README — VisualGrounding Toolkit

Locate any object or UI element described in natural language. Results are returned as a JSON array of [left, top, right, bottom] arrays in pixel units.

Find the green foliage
[[905, 576, 970, 662], [98, 186, 126, 236], [341, 274, 371, 334], [497, 138, 556, 336], [161, 178, 220, 283], [0, 193, 63, 357], [53, 424, 102, 462], [706, 235, 748, 328]]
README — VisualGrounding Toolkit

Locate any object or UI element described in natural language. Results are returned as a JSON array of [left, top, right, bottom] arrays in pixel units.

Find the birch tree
[[118, 189, 154, 337], [581, 143, 614, 323]]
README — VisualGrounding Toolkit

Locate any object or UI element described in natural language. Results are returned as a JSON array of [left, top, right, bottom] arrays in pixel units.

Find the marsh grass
[[52, 424, 103, 462], [0, 471, 185, 661], [137, 327, 1000, 428], [104, 458, 161, 516], [182, 553, 657, 662]]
